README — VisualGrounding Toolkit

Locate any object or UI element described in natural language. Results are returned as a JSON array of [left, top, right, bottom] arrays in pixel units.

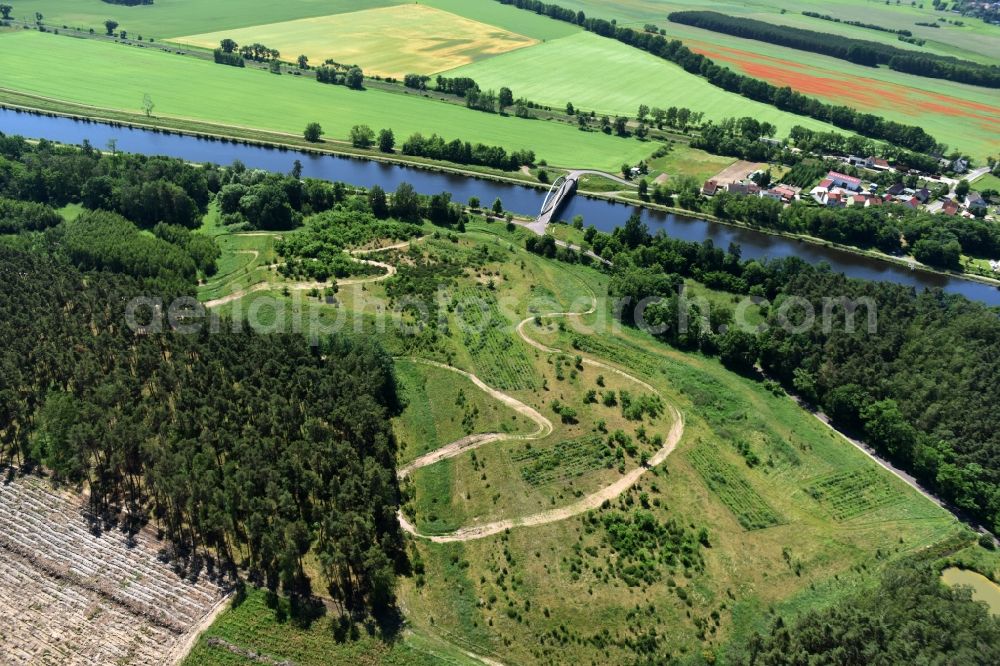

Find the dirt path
[[167, 595, 233, 666], [397, 359, 552, 478], [398, 295, 685, 543], [202, 242, 408, 309]]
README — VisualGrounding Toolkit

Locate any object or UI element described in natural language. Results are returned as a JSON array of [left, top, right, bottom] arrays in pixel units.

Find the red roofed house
[[941, 200, 960, 216], [818, 178, 834, 190], [851, 194, 867, 206], [824, 192, 845, 207], [702, 180, 718, 196], [771, 185, 797, 202], [827, 171, 862, 191]]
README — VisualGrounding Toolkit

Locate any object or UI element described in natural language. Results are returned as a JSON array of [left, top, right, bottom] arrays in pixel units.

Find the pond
[[941, 567, 1000, 614]]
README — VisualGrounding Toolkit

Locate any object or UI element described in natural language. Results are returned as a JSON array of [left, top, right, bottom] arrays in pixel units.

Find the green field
[[446, 32, 847, 138], [173, 4, 539, 78], [551, 0, 1000, 63], [498, 1, 999, 159], [0, 30, 654, 171], [420, 0, 580, 41], [7, 0, 395, 38], [10, 0, 579, 41]]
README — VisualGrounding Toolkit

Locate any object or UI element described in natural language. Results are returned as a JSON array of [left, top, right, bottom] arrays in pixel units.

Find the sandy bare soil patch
[[0, 473, 227, 665], [708, 160, 765, 185]]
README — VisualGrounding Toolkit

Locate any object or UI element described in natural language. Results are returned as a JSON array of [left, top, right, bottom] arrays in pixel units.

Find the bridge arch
[[539, 175, 568, 217]]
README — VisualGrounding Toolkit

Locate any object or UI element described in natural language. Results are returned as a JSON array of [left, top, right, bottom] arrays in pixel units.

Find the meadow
[[973, 172, 1000, 192], [199, 213, 968, 663], [173, 5, 539, 78], [0, 30, 654, 171], [445, 32, 849, 138]]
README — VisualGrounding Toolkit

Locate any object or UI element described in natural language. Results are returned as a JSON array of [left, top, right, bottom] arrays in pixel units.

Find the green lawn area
[[972, 172, 1000, 193], [444, 32, 846, 138], [0, 30, 654, 171], [647, 143, 734, 182], [7, 0, 395, 38]]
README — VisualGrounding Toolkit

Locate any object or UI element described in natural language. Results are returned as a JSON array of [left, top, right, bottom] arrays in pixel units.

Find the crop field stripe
[[457, 286, 538, 391], [512, 436, 613, 486], [804, 468, 906, 521], [172, 5, 540, 78], [687, 445, 783, 531]]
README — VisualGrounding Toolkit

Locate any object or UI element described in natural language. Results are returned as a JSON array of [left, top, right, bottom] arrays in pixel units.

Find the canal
[[3, 107, 998, 305]]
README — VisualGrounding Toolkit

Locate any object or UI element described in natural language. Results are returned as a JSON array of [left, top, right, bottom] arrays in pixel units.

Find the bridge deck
[[528, 174, 578, 234]]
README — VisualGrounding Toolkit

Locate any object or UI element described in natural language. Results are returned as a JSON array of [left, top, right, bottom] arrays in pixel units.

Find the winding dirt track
[[202, 241, 409, 309], [202, 238, 685, 543], [398, 296, 685, 543]]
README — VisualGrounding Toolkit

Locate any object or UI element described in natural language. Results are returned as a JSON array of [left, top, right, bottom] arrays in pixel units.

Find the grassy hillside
[[200, 212, 965, 664], [446, 32, 848, 138], [183, 587, 481, 665], [0, 31, 654, 171]]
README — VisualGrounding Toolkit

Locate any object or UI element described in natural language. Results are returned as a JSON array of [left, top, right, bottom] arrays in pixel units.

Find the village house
[[941, 200, 961, 216], [886, 182, 906, 197], [701, 180, 719, 196], [967, 192, 988, 214], [727, 182, 760, 196], [866, 156, 891, 170], [768, 185, 797, 203]]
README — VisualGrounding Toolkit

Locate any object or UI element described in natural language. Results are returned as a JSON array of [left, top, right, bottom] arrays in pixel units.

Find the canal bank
[[3, 106, 999, 305]]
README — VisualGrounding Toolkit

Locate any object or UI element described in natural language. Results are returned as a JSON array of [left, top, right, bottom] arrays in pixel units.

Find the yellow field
[[173, 4, 538, 77]]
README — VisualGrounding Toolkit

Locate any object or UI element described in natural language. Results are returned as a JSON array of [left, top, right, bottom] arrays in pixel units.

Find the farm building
[[826, 171, 862, 191]]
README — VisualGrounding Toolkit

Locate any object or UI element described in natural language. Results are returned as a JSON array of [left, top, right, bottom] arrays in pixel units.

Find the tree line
[[801, 10, 914, 37], [733, 560, 1000, 664], [566, 214, 1000, 534], [400, 132, 535, 171], [493, 0, 942, 153], [0, 245, 405, 613], [0, 134, 214, 228], [669, 10, 1000, 88], [316, 64, 364, 89], [0, 140, 409, 614]]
